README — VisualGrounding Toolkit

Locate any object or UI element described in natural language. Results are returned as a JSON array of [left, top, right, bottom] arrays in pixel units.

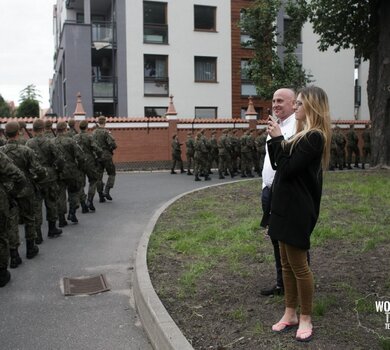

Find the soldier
[[255, 128, 267, 175], [209, 130, 219, 172], [74, 120, 102, 212], [230, 129, 240, 175], [44, 119, 56, 138], [199, 129, 211, 179], [54, 121, 85, 224], [0, 122, 6, 146], [217, 129, 234, 179], [0, 150, 27, 287], [26, 118, 64, 242], [185, 132, 195, 175], [67, 118, 78, 137], [193, 132, 210, 181], [334, 126, 346, 170], [329, 127, 338, 171], [17, 120, 30, 144], [346, 124, 360, 169], [170, 134, 184, 174], [93, 116, 117, 202], [240, 130, 254, 177], [1, 121, 47, 261], [361, 124, 371, 169]]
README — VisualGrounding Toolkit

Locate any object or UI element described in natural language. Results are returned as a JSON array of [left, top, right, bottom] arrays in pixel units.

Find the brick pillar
[[165, 95, 178, 157], [245, 96, 258, 130]]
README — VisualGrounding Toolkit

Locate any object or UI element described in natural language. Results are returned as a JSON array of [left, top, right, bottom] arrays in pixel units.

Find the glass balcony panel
[[93, 76, 116, 98], [144, 24, 168, 44], [92, 22, 114, 43], [144, 77, 169, 96]]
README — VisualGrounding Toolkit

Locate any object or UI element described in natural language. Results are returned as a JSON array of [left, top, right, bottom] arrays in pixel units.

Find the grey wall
[[115, 0, 127, 115]]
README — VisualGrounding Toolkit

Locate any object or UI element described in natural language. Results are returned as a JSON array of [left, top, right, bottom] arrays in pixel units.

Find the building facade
[[50, 0, 369, 121]]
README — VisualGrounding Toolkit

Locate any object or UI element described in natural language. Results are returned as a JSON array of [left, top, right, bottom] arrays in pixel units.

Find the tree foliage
[[16, 99, 39, 118], [239, 0, 312, 99], [19, 84, 42, 103], [0, 94, 12, 117]]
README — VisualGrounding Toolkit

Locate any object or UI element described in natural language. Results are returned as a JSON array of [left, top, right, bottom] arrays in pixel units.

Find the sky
[[0, 0, 56, 109]]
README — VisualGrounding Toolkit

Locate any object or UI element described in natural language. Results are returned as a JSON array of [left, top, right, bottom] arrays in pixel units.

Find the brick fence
[[0, 116, 370, 171]]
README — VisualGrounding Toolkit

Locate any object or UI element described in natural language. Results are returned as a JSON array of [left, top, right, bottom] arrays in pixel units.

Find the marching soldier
[[334, 126, 346, 170], [361, 124, 371, 169], [170, 134, 184, 174], [240, 130, 254, 177], [67, 118, 78, 137], [185, 132, 195, 175], [44, 119, 56, 138], [255, 128, 267, 175], [210, 130, 219, 171], [93, 116, 117, 202], [346, 124, 360, 169], [217, 129, 234, 179]]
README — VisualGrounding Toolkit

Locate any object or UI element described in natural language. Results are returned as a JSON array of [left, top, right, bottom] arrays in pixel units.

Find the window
[[241, 60, 258, 96], [144, 1, 168, 44], [195, 107, 217, 119], [240, 10, 253, 48], [144, 55, 169, 96], [194, 5, 216, 31], [194, 57, 217, 82], [145, 107, 168, 117]]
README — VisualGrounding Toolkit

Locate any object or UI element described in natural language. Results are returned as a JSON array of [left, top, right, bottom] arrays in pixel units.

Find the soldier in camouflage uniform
[[1, 121, 47, 262], [17, 120, 29, 144], [346, 124, 360, 169], [54, 121, 85, 224], [230, 129, 240, 175], [93, 116, 117, 202], [0, 122, 6, 146], [255, 128, 267, 175], [170, 134, 184, 174], [0, 150, 27, 287], [193, 132, 210, 181], [217, 129, 234, 179], [67, 118, 78, 137], [361, 124, 371, 169], [26, 119, 64, 242], [185, 132, 195, 175], [329, 127, 338, 171], [44, 119, 56, 138], [240, 130, 254, 177], [333, 126, 346, 170], [74, 120, 102, 212], [209, 130, 219, 172]]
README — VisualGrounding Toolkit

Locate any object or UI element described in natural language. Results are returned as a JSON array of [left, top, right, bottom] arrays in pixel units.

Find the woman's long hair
[[284, 86, 332, 170]]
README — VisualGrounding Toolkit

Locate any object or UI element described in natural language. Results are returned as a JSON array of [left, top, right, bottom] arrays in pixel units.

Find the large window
[[195, 107, 217, 119], [240, 10, 253, 48], [194, 5, 216, 31], [241, 59, 257, 96], [144, 55, 169, 96], [144, 1, 168, 44], [194, 57, 217, 82]]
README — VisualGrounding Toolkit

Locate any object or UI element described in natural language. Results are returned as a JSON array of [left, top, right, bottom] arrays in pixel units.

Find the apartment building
[[49, 0, 369, 120]]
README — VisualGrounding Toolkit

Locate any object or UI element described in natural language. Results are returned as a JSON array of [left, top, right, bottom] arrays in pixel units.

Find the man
[[67, 118, 78, 137], [170, 134, 184, 174], [346, 124, 360, 169], [54, 121, 85, 224], [240, 130, 254, 178], [0, 151, 26, 287], [260, 88, 297, 296], [74, 120, 102, 212], [334, 126, 346, 170], [255, 128, 267, 176], [361, 124, 371, 169], [44, 119, 56, 138], [185, 132, 195, 175], [26, 118, 64, 241], [209, 130, 219, 172], [93, 116, 117, 202], [1, 121, 47, 261]]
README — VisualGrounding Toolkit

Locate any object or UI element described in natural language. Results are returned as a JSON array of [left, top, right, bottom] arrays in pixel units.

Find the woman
[[266, 86, 331, 342]]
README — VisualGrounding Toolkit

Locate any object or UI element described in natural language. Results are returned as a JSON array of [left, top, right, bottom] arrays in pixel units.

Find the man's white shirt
[[262, 113, 297, 189]]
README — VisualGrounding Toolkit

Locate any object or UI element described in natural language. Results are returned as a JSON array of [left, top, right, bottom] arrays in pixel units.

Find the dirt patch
[[149, 176, 390, 349]]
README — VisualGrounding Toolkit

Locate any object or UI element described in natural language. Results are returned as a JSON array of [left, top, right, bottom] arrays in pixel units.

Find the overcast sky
[[0, 0, 56, 109]]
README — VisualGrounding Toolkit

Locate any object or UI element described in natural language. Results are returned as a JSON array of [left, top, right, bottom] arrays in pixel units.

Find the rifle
[[51, 128, 57, 137], [23, 126, 33, 139]]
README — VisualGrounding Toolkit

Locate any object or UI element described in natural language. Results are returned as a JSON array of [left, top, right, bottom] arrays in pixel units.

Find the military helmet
[[98, 116, 106, 125], [33, 119, 45, 131], [79, 120, 88, 130], [68, 118, 76, 127], [44, 119, 53, 128], [56, 121, 67, 131], [5, 121, 20, 135]]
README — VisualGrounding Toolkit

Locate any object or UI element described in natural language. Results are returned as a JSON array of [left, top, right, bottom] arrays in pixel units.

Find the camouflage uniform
[[193, 132, 210, 181], [329, 129, 338, 170], [230, 130, 240, 174], [346, 124, 360, 168], [217, 130, 234, 179], [255, 129, 267, 175], [1, 121, 47, 262], [26, 119, 64, 241], [93, 116, 117, 202], [54, 121, 85, 224], [361, 125, 371, 169], [170, 134, 184, 174], [334, 127, 346, 170], [44, 119, 56, 139], [74, 120, 102, 211], [185, 132, 195, 175], [240, 130, 254, 177], [67, 119, 78, 137], [209, 131, 219, 171], [0, 151, 26, 287]]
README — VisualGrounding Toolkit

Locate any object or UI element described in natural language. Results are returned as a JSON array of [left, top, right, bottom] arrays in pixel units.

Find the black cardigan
[[267, 131, 324, 250]]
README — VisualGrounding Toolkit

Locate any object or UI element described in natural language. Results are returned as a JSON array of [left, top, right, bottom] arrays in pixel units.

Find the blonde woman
[[266, 86, 331, 342]]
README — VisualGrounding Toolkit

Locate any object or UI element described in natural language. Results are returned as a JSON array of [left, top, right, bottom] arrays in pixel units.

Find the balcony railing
[[144, 24, 168, 44], [144, 76, 169, 96], [92, 21, 115, 45], [93, 76, 117, 98]]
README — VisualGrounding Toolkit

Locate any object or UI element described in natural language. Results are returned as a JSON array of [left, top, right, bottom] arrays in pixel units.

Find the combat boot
[[48, 221, 62, 238], [35, 226, 43, 245], [81, 201, 89, 213], [68, 208, 78, 223], [194, 175, 201, 181], [98, 192, 106, 203], [187, 170, 193, 175], [204, 174, 211, 181], [0, 269, 11, 288], [87, 195, 96, 211], [26, 239, 39, 259], [170, 169, 177, 174], [9, 248, 22, 269], [58, 214, 68, 227], [180, 167, 185, 174], [104, 187, 113, 201]]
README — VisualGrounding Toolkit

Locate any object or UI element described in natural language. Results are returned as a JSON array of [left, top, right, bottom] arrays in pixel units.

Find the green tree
[[19, 84, 42, 102], [16, 84, 41, 118], [239, 0, 312, 100], [0, 94, 12, 117], [287, 0, 389, 167]]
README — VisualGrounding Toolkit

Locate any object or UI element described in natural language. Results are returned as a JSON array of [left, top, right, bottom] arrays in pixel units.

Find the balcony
[[93, 76, 116, 99], [144, 77, 169, 96], [92, 21, 116, 48]]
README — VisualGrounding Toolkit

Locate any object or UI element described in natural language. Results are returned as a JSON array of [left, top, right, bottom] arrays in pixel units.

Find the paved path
[[0, 172, 238, 350]]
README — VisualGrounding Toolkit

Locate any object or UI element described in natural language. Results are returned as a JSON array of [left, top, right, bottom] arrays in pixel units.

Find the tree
[[239, 0, 312, 99], [16, 84, 41, 118], [288, 0, 389, 167], [0, 94, 12, 117]]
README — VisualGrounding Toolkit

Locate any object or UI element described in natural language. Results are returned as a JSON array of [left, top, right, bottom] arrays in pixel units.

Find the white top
[[262, 113, 297, 189]]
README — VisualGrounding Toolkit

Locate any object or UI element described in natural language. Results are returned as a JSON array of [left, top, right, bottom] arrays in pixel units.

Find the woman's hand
[[267, 118, 282, 138]]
